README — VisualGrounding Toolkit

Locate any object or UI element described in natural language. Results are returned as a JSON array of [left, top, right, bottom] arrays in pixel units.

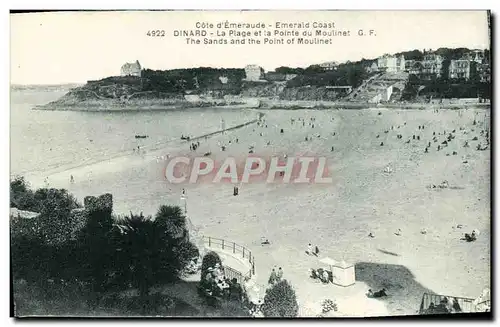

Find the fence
[[419, 293, 484, 314], [202, 236, 255, 282]]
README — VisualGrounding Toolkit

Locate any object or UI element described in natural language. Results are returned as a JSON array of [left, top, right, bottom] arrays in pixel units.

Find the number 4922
[[147, 30, 165, 37]]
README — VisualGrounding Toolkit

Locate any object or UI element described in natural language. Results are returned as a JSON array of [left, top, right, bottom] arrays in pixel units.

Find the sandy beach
[[27, 107, 490, 316]]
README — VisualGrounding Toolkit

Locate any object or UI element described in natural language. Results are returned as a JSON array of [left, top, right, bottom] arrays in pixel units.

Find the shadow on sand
[[377, 249, 400, 257], [355, 262, 434, 316]]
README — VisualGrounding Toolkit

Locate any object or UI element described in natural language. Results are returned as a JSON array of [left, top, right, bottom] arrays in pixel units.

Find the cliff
[[35, 47, 490, 111]]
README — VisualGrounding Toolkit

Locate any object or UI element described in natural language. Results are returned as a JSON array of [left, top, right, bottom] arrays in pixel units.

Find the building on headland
[[468, 49, 490, 82], [408, 61, 423, 76], [319, 61, 339, 71], [468, 50, 486, 64], [365, 62, 378, 73], [120, 60, 142, 77], [219, 76, 229, 84], [377, 54, 405, 73], [404, 60, 416, 72], [449, 59, 475, 80], [477, 62, 490, 83], [421, 54, 444, 80], [244, 65, 265, 81]]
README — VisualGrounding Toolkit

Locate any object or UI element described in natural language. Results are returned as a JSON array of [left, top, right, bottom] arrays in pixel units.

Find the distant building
[[404, 60, 415, 72], [319, 61, 339, 71], [409, 61, 423, 76], [120, 60, 142, 77], [219, 76, 229, 84], [449, 59, 474, 80], [468, 50, 486, 64], [477, 63, 491, 83], [244, 65, 265, 81], [377, 54, 405, 73], [365, 62, 378, 73], [421, 54, 444, 79]]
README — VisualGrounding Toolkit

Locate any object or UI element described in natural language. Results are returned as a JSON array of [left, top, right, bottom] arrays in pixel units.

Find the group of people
[[424, 296, 463, 314], [185, 256, 202, 274], [190, 141, 200, 151], [268, 267, 284, 285], [366, 288, 388, 298], [464, 229, 479, 242], [201, 263, 244, 301], [306, 243, 320, 256], [309, 267, 331, 284]]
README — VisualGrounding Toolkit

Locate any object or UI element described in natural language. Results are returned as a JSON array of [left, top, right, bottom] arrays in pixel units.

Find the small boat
[[135, 135, 148, 139]]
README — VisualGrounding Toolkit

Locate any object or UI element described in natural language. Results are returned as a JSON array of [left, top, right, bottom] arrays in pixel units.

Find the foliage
[[406, 78, 490, 99], [109, 206, 198, 297], [78, 194, 116, 292], [141, 68, 245, 94], [287, 61, 371, 89], [274, 66, 304, 75], [154, 205, 187, 237], [200, 251, 222, 281], [261, 279, 299, 317], [321, 299, 338, 313], [13, 279, 199, 317], [11, 179, 198, 302]]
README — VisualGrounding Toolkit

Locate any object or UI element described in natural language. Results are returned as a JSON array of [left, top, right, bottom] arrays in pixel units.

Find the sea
[[10, 87, 256, 214]]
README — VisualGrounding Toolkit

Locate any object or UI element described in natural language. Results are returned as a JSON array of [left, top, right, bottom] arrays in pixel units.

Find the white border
[[2, 1, 498, 327]]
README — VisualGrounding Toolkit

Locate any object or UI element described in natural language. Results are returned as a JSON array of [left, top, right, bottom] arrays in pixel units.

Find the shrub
[[261, 279, 299, 317], [200, 251, 222, 280], [321, 299, 338, 313]]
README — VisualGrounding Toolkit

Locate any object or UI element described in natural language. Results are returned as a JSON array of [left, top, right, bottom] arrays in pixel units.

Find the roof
[[121, 61, 141, 70], [319, 257, 353, 269]]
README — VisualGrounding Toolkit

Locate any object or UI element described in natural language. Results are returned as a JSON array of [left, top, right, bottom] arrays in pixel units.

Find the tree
[[261, 279, 299, 317], [154, 205, 186, 238], [10, 176, 36, 210], [201, 251, 222, 280], [78, 194, 115, 293], [110, 205, 198, 301]]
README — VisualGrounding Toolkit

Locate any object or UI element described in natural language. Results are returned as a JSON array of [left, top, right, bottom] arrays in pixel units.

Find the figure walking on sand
[[70, 175, 74, 183], [276, 267, 283, 281], [268, 268, 278, 285]]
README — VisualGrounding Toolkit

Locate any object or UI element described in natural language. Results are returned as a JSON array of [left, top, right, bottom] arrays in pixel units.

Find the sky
[[10, 10, 490, 85]]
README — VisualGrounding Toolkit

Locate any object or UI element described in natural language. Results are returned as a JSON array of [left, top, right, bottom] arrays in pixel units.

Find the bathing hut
[[319, 257, 355, 287]]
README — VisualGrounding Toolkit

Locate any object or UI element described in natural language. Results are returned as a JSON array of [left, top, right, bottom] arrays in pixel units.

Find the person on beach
[[306, 243, 313, 255], [322, 270, 329, 284], [261, 237, 270, 245], [276, 267, 283, 281], [268, 268, 278, 285], [70, 175, 74, 183]]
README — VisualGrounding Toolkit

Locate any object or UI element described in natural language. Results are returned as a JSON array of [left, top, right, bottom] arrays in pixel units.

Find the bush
[[261, 279, 299, 317], [201, 251, 222, 280]]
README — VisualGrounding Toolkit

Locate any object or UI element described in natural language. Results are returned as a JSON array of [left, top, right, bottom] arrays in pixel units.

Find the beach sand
[[28, 108, 490, 316]]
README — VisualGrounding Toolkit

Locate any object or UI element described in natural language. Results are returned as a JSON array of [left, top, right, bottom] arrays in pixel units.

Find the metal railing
[[202, 236, 255, 280], [222, 265, 245, 285]]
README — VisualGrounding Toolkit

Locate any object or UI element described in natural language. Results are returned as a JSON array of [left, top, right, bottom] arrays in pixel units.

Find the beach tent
[[319, 257, 355, 287]]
